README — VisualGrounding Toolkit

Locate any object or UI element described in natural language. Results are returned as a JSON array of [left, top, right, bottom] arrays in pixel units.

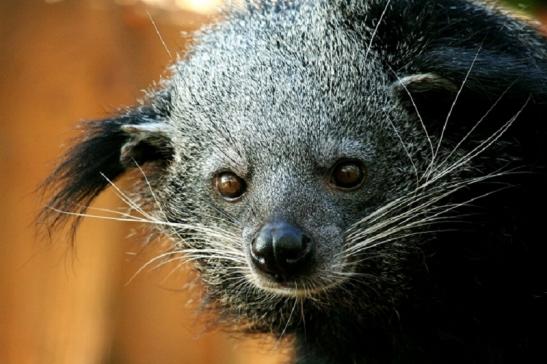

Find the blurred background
[[0, 1, 545, 363]]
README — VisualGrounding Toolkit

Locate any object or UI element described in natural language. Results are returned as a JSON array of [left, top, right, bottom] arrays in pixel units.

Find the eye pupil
[[216, 172, 245, 200], [332, 161, 365, 190]]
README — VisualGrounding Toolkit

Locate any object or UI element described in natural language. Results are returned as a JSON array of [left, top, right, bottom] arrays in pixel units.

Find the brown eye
[[331, 160, 366, 190], [214, 172, 246, 201]]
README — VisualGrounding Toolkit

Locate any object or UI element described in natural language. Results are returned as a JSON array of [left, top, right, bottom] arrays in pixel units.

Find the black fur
[[41, 103, 172, 232]]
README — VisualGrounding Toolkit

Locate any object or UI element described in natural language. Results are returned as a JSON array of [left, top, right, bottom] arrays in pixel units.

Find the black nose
[[250, 221, 314, 281]]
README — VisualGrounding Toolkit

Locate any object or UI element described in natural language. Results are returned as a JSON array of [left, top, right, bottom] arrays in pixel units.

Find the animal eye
[[214, 172, 246, 201], [330, 160, 366, 190]]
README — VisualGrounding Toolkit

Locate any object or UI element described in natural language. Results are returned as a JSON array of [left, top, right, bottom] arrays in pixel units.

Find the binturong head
[[41, 0, 547, 349]]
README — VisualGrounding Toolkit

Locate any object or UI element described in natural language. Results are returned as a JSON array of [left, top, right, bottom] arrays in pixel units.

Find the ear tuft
[[39, 106, 173, 236]]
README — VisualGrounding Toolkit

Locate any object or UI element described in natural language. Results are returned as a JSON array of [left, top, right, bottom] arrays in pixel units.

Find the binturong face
[[43, 0, 541, 336], [151, 4, 428, 332], [162, 53, 410, 298]]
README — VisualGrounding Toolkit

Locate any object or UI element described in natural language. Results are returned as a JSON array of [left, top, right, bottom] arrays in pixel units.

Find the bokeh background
[[0, 1, 545, 363]]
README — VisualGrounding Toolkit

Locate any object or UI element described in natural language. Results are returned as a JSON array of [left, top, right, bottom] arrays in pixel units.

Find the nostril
[[276, 234, 312, 265]]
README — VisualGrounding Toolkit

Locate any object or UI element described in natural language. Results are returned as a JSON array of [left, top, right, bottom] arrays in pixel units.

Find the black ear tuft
[[40, 105, 173, 236]]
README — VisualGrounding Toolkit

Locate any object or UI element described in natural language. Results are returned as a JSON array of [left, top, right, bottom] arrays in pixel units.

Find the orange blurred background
[[0, 1, 288, 363], [0, 1, 545, 364]]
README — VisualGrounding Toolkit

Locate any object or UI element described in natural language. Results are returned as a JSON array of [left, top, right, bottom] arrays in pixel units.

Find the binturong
[[41, 1, 547, 363]]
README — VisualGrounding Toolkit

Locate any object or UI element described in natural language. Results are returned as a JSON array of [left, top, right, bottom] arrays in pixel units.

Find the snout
[[250, 221, 315, 282]]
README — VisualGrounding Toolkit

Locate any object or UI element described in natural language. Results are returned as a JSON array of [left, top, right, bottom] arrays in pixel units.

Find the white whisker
[[146, 10, 173, 60], [364, 0, 392, 63], [388, 66, 434, 160], [426, 45, 483, 180], [436, 81, 517, 171]]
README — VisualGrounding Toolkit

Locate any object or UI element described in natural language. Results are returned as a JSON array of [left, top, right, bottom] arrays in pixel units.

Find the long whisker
[[429, 97, 530, 183], [99, 172, 151, 218], [388, 66, 434, 160], [364, 0, 392, 63], [344, 182, 512, 259], [277, 296, 298, 344], [146, 10, 173, 60], [126, 250, 179, 285], [132, 160, 188, 244], [426, 44, 483, 180], [435, 81, 517, 171]]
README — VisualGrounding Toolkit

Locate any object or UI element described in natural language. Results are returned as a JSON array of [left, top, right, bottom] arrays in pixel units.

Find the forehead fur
[[165, 0, 395, 160]]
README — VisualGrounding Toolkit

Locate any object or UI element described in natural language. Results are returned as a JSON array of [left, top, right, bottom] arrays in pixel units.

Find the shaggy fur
[[42, 1, 547, 363]]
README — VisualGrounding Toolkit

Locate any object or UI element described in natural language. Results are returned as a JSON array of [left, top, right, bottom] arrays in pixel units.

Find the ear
[[404, 49, 546, 133], [40, 105, 174, 233], [344, 0, 547, 134], [120, 122, 173, 167], [391, 72, 462, 133]]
